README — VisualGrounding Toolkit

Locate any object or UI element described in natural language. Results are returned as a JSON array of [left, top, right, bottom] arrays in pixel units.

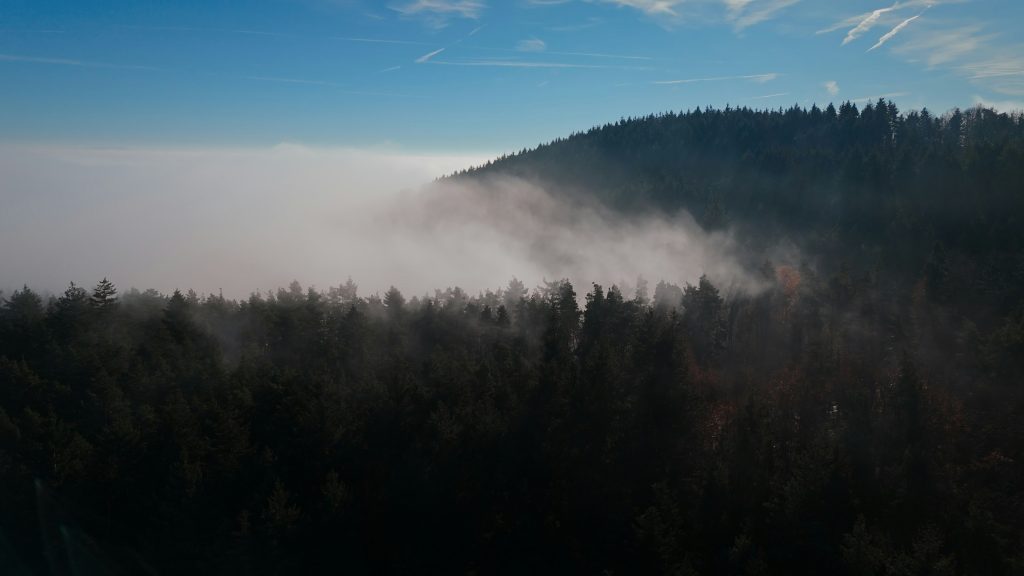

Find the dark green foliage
[[0, 270, 1019, 574], [90, 278, 118, 310], [457, 103, 1024, 317]]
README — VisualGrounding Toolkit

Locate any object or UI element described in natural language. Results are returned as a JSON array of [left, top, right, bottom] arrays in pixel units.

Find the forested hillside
[[459, 102, 1024, 318], [2, 104, 1023, 574]]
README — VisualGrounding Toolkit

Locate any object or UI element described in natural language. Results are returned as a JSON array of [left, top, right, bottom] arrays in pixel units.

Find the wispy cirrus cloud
[[819, 0, 1024, 96], [745, 92, 790, 100], [962, 59, 1024, 96], [115, 24, 440, 48], [391, 0, 485, 27], [428, 58, 649, 70], [340, 36, 433, 46], [0, 53, 156, 71], [972, 95, 1024, 113], [892, 24, 992, 67], [868, 11, 924, 52], [653, 72, 779, 85], [415, 47, 446, 63], [592, 0, 683, 17], [247, 75, 341, 87], [547, 17, 603, 32], [546, 50, 653, 61], [724, 0, 755, 17], [841, 3, 898, 45], [964, 61, 1024, 80], [890, 23, 1024, 96], [460, 44, 654, 62], [821, 0, 965, 45], [517, 38, 547, 52], [726, 0, 801, 31], [590, 0, 798, 29]]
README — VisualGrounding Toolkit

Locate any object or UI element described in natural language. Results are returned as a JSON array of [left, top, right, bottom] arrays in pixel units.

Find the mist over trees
[[459, 101, 1024, 315], [2, 103, 1023, 574]]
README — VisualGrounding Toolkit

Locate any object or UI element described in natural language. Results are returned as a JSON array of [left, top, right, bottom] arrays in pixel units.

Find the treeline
[[1, 269, 1021, 574], [457, 103, 1024, 318]]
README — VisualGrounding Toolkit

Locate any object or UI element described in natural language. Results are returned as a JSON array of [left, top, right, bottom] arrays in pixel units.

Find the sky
[[2, 0, 1023, 298], [2, 0, 1023, 151]]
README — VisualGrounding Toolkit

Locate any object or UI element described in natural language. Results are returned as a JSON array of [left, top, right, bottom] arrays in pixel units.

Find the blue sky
[[2, 0, 1023, 152]]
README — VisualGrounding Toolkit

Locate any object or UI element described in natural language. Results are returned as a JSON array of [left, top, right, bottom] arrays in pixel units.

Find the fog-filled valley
[[3, 102, 1023, 574], [0, 144, 766, 301]]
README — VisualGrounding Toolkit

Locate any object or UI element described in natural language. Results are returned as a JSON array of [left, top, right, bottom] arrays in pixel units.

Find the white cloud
[[341, 37, 432, 46], [745, 92, 790, 100], [972, 95, 1024, 113], [415, 47, 446, 63], [392, 0, 484, 18], [247, 76, 340, 87], [868, 11, 924, 52], [728, 0, 801, 31], [822, 0, 965, 43], [547, 17, 603, 32], [965, 63, 1024, 80], [577, 0, 798, 30], [392, 0, 485, 27], [724, 0, 755, 17], [544, 50, 653, 61], [891, 24, 1024, 96], [817, 13, 872, 36], [824, 80, 840, 96], [516, 38, 547, 52], [654, 72, 779, 85], [841, 4, 897, 46], [593, 0, 683, 17], [0, 53, 155, 71], [893, 24, 991, 66], [965, 61, 1024, 95], [428, 58, 646, 69]]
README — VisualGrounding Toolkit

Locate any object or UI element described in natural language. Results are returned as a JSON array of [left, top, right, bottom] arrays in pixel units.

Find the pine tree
[[90, 278, 118, 309], [384, 286, 405, 320], [51, 282, 90, 339]]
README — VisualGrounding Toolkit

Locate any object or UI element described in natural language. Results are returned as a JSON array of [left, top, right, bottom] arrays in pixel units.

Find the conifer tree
[[90, 278, 118, 309]]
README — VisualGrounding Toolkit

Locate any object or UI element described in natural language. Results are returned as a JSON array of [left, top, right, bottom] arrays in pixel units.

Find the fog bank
[[1, 144, 765, 299]]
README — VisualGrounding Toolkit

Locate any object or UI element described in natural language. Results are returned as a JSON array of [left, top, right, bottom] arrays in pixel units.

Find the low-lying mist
[[1, 144, 770, 299]]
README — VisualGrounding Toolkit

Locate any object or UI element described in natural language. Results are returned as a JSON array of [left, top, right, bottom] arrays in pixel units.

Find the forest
[[2, 102, 1023, 574]]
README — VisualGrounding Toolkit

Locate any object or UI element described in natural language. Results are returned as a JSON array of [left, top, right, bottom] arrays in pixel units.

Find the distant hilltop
[[452, 102, 1024, 296]]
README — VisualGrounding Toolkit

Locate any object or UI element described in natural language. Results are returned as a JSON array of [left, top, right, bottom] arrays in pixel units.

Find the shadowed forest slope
[[458, 102, 1024, 317]]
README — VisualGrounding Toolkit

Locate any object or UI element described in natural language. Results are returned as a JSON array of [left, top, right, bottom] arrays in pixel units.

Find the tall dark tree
[[90, 277, 118, 309]]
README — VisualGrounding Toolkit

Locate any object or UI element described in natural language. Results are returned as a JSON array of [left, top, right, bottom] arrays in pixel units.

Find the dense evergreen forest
[[2, 103, 1023, 574], [458, 101, 1024, 313]]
